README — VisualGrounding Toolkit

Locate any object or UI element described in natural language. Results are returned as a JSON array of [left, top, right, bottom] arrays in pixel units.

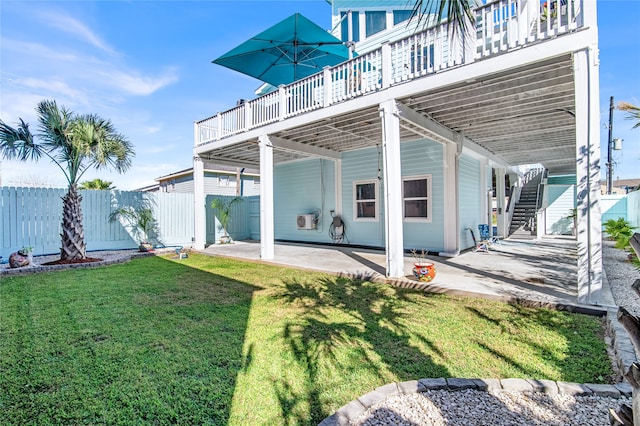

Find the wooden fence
[[1, 187, 261, 260]]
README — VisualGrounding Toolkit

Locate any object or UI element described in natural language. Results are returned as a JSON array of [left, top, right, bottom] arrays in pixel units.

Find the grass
[[0, 253, 613, 425]]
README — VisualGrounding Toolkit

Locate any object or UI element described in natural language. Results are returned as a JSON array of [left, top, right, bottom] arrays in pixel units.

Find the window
[[253, 177, 260, 189], [403, 175, 431, 221], [393, 10, 412, 25], [340, 11, 360, 42], [354, 180, 378, 220], [365, 11, 386, 37], [218, 175, 229, 186]]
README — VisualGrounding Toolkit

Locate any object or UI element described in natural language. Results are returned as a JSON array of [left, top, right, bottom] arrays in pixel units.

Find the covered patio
[[199, 236, 614, 309], [194, 0, 602, 304]]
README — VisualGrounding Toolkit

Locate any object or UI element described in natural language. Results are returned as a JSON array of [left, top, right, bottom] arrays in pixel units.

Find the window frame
[[353, 179, 379, 222], [402, 174, 432, 222]]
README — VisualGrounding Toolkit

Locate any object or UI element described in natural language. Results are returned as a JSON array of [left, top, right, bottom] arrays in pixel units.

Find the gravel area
[[604, 239, 640, 316], [339, 240, 640, 426], [0, 249, 140, 272], [352, 389, 630, 426]]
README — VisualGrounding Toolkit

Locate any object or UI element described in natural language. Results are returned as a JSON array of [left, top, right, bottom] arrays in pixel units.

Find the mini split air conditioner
[[297, 214, 316, 230]]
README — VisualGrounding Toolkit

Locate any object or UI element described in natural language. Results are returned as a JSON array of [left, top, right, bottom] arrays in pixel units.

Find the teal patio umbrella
[[213, 13, 351, 87]]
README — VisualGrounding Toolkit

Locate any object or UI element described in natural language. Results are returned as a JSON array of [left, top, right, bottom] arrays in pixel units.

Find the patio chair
[[468, 228, 489, 253]]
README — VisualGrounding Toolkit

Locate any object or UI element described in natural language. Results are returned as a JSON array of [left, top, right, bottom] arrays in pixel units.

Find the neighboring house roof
[[155, 166, 260, 182], [135, 183, 160, 192]]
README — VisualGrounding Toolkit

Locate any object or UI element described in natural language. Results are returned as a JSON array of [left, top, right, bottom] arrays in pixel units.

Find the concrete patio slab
[[198, 236, 614, 309]]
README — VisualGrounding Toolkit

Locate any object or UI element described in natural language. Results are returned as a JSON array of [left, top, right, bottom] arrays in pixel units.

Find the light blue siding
[[274, 159, 337, 242], [342, 147, 385, 247], [458, 154, 481, 249], [401, 139, 444, 252], [545, 185, 575, 235]]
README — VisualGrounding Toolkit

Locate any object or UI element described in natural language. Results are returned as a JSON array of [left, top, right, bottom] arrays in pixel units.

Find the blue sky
[[0, 0, 638, 190]]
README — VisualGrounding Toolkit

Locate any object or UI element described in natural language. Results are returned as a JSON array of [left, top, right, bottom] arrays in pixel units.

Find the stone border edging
[[0, 251, 153, 277], [318, 377, 634, 426]]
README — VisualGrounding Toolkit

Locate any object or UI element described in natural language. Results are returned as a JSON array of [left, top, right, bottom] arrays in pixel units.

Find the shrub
[[603, 217, 634, 241]]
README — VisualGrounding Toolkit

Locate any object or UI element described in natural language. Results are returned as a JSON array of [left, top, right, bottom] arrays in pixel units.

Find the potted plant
[[9, 246, 33, 268], [410, 249, 436, 282], [109, 206, 157, 251], [210, 196, 243, 244]]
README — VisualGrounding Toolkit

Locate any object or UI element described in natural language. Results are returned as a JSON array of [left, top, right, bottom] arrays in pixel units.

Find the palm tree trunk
[[60, 184, 87, 260]]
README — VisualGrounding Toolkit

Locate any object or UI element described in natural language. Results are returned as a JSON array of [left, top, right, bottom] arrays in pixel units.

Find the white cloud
[[36, 10, 117, 55], [97, 68, 179, 96]]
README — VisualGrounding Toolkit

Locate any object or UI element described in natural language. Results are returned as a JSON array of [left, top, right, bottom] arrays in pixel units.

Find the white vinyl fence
[[1, 187, 195, 259]]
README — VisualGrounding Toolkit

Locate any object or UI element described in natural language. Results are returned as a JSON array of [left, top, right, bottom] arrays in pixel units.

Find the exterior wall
[[273, 139, 446, 251], [545, 185, 576, 235], [400, 139, 445, 252], [458, 154, 482, 250], [341, 147, 384, 247], [274, 159, 337, 243]]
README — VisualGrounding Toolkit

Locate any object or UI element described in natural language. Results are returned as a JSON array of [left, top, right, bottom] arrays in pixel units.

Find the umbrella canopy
[[213, 13, 351, 87]]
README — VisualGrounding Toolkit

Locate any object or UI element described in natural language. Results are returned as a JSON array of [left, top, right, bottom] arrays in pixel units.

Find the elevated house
[[193, 0, 602, 304]]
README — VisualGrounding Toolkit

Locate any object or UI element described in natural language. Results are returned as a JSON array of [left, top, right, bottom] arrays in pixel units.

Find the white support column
[[193, 155, 206, 250], [379, 99, 404, 278], [442, 141, 458, 255], [495, 167, 507, 238], [574, 47, 602, 305], [259, 135, 275, 260]]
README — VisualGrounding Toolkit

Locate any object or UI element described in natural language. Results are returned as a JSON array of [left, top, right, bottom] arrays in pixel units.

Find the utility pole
[[607, 96, 614, 195]]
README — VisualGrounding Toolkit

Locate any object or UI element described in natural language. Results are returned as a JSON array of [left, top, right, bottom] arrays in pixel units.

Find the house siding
[[400, 139, 444, 252], [545, 184, 575, 235], [159, 172, 260, 196], [458, 154, 481, 250], [274, 159, 337, 242], [341, 147, 385, 247]]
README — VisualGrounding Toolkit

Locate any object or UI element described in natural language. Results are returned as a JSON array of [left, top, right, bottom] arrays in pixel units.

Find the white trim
[[353, 179, 379, 222], [402, 174, 432, 223]]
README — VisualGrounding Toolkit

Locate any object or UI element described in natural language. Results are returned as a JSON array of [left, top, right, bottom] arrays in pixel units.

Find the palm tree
[[618, 101, 640, 130], [80, 178, 115, 190], [0, 99, 134, 261]]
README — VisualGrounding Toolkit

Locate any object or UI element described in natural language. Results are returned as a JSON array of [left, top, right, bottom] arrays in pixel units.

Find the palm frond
[[618, 101, 640, 129], [410, 0, 474, 37], [0, 118, 43, 161]]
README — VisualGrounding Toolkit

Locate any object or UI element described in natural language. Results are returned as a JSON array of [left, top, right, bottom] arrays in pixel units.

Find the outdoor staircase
[[509, 169, 545, 239]]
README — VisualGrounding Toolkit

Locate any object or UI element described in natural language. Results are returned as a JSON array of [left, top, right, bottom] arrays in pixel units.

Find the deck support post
[[380, 99, 404, 278], [259, 135, 275, 260], [193, 155, 206, 250], [574, 47, 602, 305]]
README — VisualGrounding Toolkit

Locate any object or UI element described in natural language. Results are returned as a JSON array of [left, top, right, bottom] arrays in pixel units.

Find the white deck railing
[[196, 0, 582, 147]]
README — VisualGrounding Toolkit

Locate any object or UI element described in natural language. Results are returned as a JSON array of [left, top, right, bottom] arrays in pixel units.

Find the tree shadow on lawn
[[0, 255, 260, 425], [273, 274, 451, 425]]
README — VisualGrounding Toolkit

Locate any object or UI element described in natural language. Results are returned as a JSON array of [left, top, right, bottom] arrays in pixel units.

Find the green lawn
[[0, 253, 613, 425]]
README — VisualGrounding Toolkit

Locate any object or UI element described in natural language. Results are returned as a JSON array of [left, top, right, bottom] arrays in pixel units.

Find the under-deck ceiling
[[202, 54, 577, 175]]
